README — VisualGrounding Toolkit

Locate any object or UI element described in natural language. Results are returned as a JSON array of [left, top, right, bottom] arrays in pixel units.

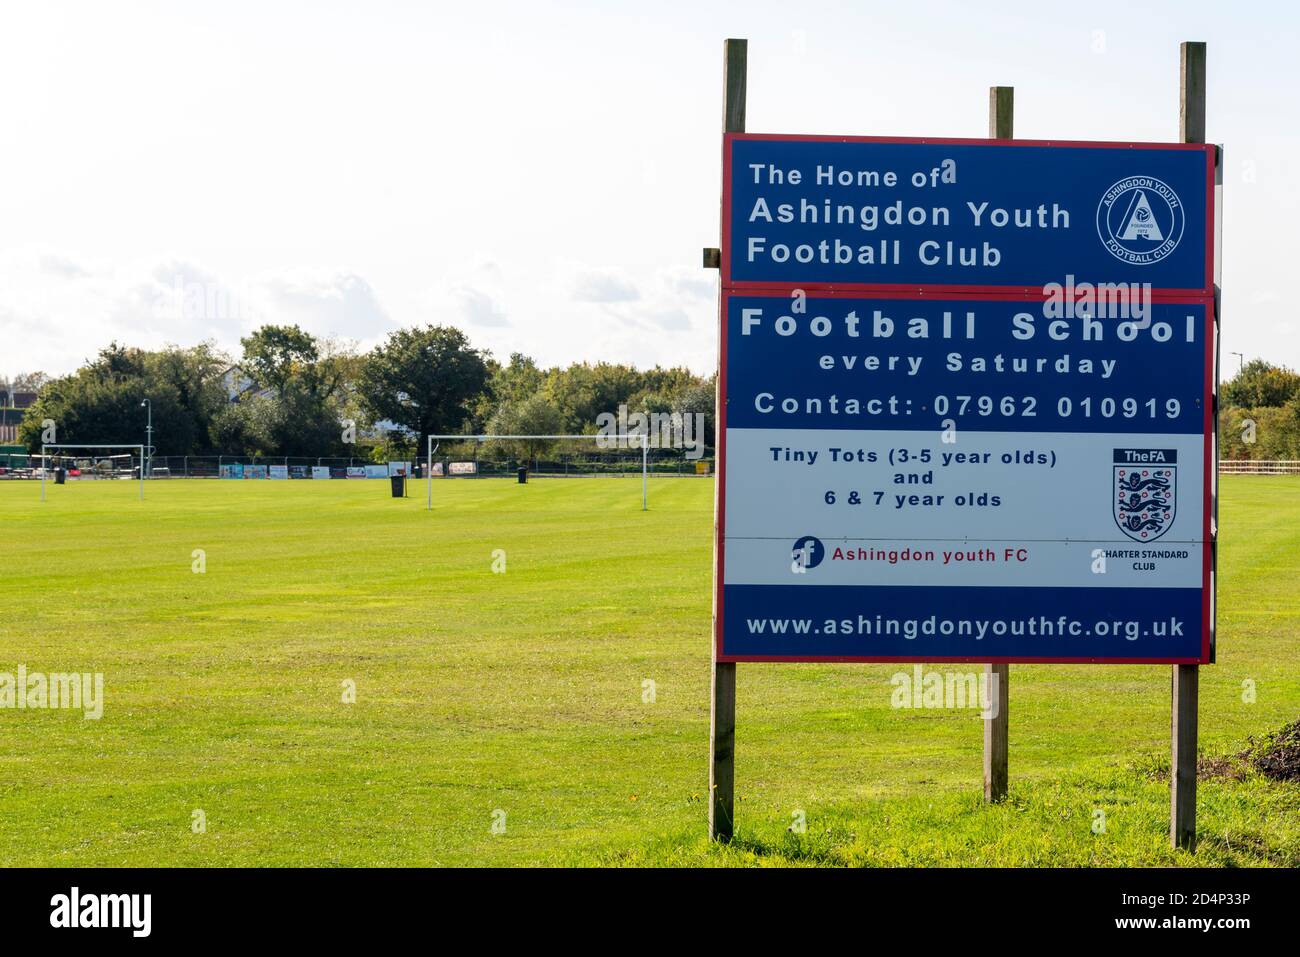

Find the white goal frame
[[40, 444, 145, 502], [425, 433, 649, 512]]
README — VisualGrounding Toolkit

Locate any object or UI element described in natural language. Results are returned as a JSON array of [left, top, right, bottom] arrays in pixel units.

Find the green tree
[[1221, 405, 1300, 461], [149, 341, 229, 454], [1222, 360, 1300, 409], [492, 353, 545, 406], [357, 325, 491, 448], [230, 326, 355, 457], [239, 325, 321, 396], [18, 342, 229, 455], [543, 362, 641, 431], [487, 394, 565, 466], [471, 352, 544, 431], [208, 401, 257, 456], [672, 377, 716, 449]]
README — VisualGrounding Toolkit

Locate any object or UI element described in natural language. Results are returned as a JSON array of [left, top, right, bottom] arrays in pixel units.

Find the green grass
[[0, 474, 1296, 867]]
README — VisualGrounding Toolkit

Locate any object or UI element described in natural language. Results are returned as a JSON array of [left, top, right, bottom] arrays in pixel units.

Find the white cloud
[[644, 308, 692, 331], [253, 269, 391, 344], [109, 259, 259, 351], [39, 254, 91, 280], [449, 285, 509, 327], [665, 271, 715, 302], [569, 268, 640, 303], [0, 251, 398, 377]]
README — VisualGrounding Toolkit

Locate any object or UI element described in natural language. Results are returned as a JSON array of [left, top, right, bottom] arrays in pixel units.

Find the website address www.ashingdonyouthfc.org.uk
[[744, 614, 1188, 641]]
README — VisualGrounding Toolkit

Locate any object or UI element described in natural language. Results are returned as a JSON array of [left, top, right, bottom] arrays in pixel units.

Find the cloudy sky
[[1, 0, 1295, 380]]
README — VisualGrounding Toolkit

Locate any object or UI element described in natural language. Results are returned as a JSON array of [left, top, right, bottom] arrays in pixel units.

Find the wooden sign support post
[[708, 37, 745, 843], [983, 86, 1013, 805], [1171, 40, 1206, 853]]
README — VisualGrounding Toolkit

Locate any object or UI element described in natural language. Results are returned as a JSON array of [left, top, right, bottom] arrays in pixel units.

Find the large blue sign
[[716, 290, 1213, 663], [724, 135, 1215, 293]]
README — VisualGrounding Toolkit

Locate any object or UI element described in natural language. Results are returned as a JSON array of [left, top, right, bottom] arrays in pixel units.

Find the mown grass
[[0, 474, 1295, 866]]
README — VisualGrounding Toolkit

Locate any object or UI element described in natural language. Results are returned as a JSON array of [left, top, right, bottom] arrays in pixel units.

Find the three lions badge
[[1113, 449, 1177, 542]]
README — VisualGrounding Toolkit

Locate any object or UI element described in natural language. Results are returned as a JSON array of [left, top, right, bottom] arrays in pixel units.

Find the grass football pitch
[[0, 475, 1296, 866]]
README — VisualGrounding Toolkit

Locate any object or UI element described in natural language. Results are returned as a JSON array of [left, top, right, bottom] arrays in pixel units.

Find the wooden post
[[709, 37, 745, 843], [983, 86, 1012, 804], [1180, 42, 1207, 144], [1171, 664, 1198, 849], [709, 657, 736, 841], [1171, 40, 1206, 852]]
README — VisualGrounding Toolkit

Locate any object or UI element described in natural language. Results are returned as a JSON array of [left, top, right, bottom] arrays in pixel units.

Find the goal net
[[425, 434, 656, 511], [40, 444, 145, 500]]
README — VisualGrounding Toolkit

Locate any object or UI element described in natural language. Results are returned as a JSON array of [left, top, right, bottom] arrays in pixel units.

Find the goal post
[[425, 433, 649, 512], [40, 444, 145, 502]]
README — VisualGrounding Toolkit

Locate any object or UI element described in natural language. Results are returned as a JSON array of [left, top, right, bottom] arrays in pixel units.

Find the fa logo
[[1096, 176, 1185, 265], [1113, 449, 1177, 543]]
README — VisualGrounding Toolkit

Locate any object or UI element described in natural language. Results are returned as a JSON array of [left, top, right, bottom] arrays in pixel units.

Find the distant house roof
[[218, 365, 273, 403], [0, 391, 36, 409]]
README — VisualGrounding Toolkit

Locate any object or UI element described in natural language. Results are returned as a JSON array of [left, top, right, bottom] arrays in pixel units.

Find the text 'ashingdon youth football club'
[[741, 163, 1187, 269], [725, 136, 1208, 289]]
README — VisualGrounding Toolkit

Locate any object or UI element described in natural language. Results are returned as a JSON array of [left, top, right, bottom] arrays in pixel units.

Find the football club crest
[[790, 535, 825, 573], [1096, 176, 1185, 265], [1113, 449, 1177, 542]]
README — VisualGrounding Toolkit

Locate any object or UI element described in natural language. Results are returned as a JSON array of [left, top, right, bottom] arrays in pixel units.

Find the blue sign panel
[[724, 296, 1209, 434], [716, 291, 1212, 663], [724, 135, 1215, 292]]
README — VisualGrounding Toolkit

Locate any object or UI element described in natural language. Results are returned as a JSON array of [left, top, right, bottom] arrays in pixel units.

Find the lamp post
[[1230, 352, 1244, 375], [140, 398, 152, 478]]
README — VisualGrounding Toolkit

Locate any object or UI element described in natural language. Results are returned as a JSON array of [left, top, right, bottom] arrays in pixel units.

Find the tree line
[[1220, 359, 1300, 460], [13, 324, 715, 459], [18, 332, 1291, 460]]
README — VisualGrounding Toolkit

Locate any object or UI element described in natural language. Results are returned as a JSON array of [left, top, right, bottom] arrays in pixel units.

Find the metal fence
[[11, 451, 1298, 478], [140, 451, 714, 478], [2, 451, 714, 479], [1220, 460, 1300, 475], [147, 455, 377, 478]]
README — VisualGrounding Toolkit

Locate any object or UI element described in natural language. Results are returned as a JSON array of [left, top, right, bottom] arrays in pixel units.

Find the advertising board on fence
[[312, 466, 331, 480], [716, 134, 1216, 665]]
